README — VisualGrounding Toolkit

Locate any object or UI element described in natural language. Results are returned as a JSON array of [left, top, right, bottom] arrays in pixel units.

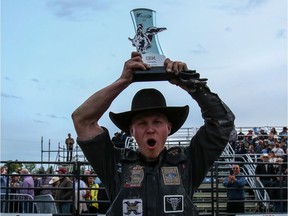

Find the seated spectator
[[279, 127, 288, 144], [248, 144, 254, 154], [279, 140, 287, 155], [268, 128, 278, 141], [254, 140, 263, 154], [245, 129, 254, 143], [235, 141, 247, 154], [272, 142, 285, 157], [274, 157, 285, 174], [268, 151, 280, 171], [261, 140, 272, 154], [258, 128, 268, 140], [237, 128, 245, 141], [268, 151, 277, 163], [255, 154, 276, 197], [270, 135, 279, 145]]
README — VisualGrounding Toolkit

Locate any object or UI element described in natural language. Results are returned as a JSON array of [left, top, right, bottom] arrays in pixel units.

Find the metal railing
[[1, 193, 36, 213], [1, 158, 287, 215]]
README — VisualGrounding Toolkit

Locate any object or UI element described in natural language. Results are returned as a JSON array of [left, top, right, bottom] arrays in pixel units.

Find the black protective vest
[[78, 90, 235, 215], [106, 147, 199, 216]]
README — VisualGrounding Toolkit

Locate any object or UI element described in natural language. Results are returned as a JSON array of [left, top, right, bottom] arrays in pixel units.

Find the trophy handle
[[132, 68, 200, 82]]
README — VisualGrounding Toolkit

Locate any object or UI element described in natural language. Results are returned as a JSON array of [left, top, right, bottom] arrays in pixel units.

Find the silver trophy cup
[[129, 8, 170, 82], [129, 8, 200, 83]]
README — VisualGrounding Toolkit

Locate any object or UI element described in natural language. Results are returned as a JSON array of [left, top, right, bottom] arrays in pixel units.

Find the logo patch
[[164, 195, 184, 213], [123, 199, 143, 216], [161, 167, 180, 185], [124, 165, 144, 188]]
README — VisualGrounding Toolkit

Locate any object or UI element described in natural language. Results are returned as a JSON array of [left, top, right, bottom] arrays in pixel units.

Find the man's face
[[232, 165, 240, 175], [130, 112, 171, 162], [12, 176, 19, 181], [88, 176, 95, 184], [1, 168, 7, 174]]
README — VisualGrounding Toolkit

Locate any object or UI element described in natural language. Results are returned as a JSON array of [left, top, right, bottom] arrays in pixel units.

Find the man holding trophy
[[72, 8, 235, 215]]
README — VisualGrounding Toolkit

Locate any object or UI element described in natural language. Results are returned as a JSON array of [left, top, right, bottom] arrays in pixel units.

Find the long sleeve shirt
[[223, 174, 246, 200], [78, 90, 235, 215], [20, 176, 35, 197]]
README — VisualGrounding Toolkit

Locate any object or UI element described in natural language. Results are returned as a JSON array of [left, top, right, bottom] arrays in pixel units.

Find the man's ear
[[168, 122, 172, 134], [129, 127, 134, 136]]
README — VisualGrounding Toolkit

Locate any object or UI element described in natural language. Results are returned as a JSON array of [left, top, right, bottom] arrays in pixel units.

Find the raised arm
[[72, 52, 190, 141], [72, 52, 150, 141]]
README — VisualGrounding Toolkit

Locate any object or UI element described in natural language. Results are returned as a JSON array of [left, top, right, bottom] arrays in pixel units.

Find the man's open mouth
[[147, 139, 156, 147]]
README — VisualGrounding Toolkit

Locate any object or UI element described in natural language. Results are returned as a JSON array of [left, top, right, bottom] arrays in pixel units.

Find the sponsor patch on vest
[[164, 195, 184, 213], [123, 198, 143, 216], [124, 165, 144, 188], [161, 167, 180, 185]]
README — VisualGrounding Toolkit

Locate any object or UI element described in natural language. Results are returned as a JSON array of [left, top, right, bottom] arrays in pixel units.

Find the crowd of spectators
[[0, 166, 109, 214], [229, 127, 287, 156], [228, 126, 287, 213]]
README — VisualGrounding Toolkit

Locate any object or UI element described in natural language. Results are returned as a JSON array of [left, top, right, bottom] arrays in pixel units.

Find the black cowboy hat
[[109, 88, 189, 135]]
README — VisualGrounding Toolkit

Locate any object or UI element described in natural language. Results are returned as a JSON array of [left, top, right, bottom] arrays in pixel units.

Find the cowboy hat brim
[[109, 105, 189, 136], [260, 153, 269, 159], [49, 177, 60, 185]]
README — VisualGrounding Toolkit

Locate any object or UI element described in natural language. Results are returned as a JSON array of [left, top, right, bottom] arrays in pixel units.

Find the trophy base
[[132, 67, 198, 82]]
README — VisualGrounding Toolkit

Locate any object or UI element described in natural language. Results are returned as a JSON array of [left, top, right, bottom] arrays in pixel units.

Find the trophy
[[129, 8, 169, 82], [129, 8, 199, 82], [129, 8, 166, 67]]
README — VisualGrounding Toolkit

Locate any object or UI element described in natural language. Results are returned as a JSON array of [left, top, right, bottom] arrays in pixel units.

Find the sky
[[1, 0, 287, 162]]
